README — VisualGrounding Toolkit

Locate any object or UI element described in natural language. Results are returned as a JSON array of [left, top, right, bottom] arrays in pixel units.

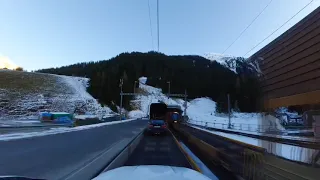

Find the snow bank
[[0, 119, 137, 141], [187, 98, 216, 121], [188, 97, 284, 131], [128, 110, 145, 119]]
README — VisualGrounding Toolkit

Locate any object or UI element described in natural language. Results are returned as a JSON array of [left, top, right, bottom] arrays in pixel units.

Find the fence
[[189, 120, 315, 135]]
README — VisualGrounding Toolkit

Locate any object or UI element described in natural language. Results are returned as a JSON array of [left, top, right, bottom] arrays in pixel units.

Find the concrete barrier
[[173, 124, 265, 179], [101, 130, 144, 172], [63, 128, 144, 180]]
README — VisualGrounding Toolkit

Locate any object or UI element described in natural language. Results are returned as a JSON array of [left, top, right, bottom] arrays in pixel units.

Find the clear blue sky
[[0, 0, 319, 71]]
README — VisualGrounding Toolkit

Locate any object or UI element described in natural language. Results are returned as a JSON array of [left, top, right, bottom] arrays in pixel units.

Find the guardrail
[[173, 124, 265, 179], [0, 123, 73, 134], [189, 120, 314, 135], [174, 124, 319, 180], [0, 124, 72, 129], [187, 121, 320, 150]]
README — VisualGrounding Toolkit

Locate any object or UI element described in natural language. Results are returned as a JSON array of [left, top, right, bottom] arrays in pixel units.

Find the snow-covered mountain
[[204, 53, 263, 75], [203, 53, 234, 64], [203, 53, 237, 72], [0, 70, 113, 120]]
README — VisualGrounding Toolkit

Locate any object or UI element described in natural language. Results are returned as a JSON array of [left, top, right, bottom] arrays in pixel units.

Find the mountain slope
[[38, 51, 260, 113], [0, 70, 112, 120]]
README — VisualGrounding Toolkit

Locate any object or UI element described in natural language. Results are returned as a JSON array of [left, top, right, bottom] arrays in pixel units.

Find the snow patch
[[139, 77, 147, 84], [128, 110, 145, 119], [54, 75, 113, 118]]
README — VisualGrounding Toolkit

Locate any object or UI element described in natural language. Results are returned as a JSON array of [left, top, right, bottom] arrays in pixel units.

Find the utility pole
[[134, 81, 137, 94], [184, 89, 187, 118], [167, 81, 171, 94], [228, 94, 231, 128], [119, 79, 123, 121], [157, 0, 160, 52]]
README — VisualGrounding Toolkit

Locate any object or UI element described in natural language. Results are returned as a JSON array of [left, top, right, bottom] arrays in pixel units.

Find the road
[[0, 119, 147, 179], [125, 132, 192, 168]]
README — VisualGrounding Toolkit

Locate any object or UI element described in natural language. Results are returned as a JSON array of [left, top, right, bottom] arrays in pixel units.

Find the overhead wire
[[243, 0, 314, 57], [157, 0, 160, 52], [222, 0, 273, 54], [147, 0, 154, 50]]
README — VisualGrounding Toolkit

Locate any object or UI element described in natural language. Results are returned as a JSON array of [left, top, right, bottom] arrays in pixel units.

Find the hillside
[[0, 69, 112, 120], [38, 52, 261, 113]]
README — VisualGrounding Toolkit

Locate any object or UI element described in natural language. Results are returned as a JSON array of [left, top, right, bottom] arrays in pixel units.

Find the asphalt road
[[0, 120, 147, 180], [125, 132, 192, 168]]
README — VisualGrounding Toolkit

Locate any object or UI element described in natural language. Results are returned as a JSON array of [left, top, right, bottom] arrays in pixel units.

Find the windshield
[[1, 1, 319, 180]]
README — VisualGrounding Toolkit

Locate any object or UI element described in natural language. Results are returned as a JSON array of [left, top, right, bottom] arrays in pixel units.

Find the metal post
[[119, 79, 123, 121], [167, 81, 171, 94], [157, 0, 160, 52], [184, 89, 187, 117], [228, 94, 231, 129], [134, 81, 137, 94]]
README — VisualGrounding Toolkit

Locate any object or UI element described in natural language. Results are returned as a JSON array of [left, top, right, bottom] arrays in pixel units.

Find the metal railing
[[189, 120, 315, 135]]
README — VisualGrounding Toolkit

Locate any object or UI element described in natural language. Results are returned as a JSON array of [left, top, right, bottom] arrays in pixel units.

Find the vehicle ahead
[[146, 102, 168, 135], [166, 105, 183, 124], [146, 119, 167, 135]]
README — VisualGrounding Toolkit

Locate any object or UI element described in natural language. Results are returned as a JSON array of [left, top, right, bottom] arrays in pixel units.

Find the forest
[[38, 51, 261, 113]]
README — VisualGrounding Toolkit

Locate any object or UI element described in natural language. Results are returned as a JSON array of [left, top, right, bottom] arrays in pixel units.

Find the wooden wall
[[250, 7, 320, 109]]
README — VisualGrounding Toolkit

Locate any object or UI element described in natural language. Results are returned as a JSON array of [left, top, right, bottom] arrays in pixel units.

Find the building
[[249, 7, 320, 136], [250, 7, 320, 109]]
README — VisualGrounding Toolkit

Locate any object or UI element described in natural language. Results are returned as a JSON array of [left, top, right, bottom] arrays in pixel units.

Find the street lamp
[[167, 81, 171, 95]]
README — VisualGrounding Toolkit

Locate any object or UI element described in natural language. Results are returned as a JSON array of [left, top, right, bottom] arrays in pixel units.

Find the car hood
[[93, 165, 211, 180]]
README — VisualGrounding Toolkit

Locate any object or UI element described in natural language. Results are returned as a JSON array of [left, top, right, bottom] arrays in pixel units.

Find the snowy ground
[[188, 98, 284, 132], [0, 70, 113, 121], [0, 118, 137, 141]]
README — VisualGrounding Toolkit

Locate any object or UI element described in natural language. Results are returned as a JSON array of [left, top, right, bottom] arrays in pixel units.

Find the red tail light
[[148, 124, 153, 128], [162, 125, 167, 128]]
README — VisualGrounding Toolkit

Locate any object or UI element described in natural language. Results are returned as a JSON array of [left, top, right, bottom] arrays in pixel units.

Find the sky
[[0, 0, 319, 71]]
